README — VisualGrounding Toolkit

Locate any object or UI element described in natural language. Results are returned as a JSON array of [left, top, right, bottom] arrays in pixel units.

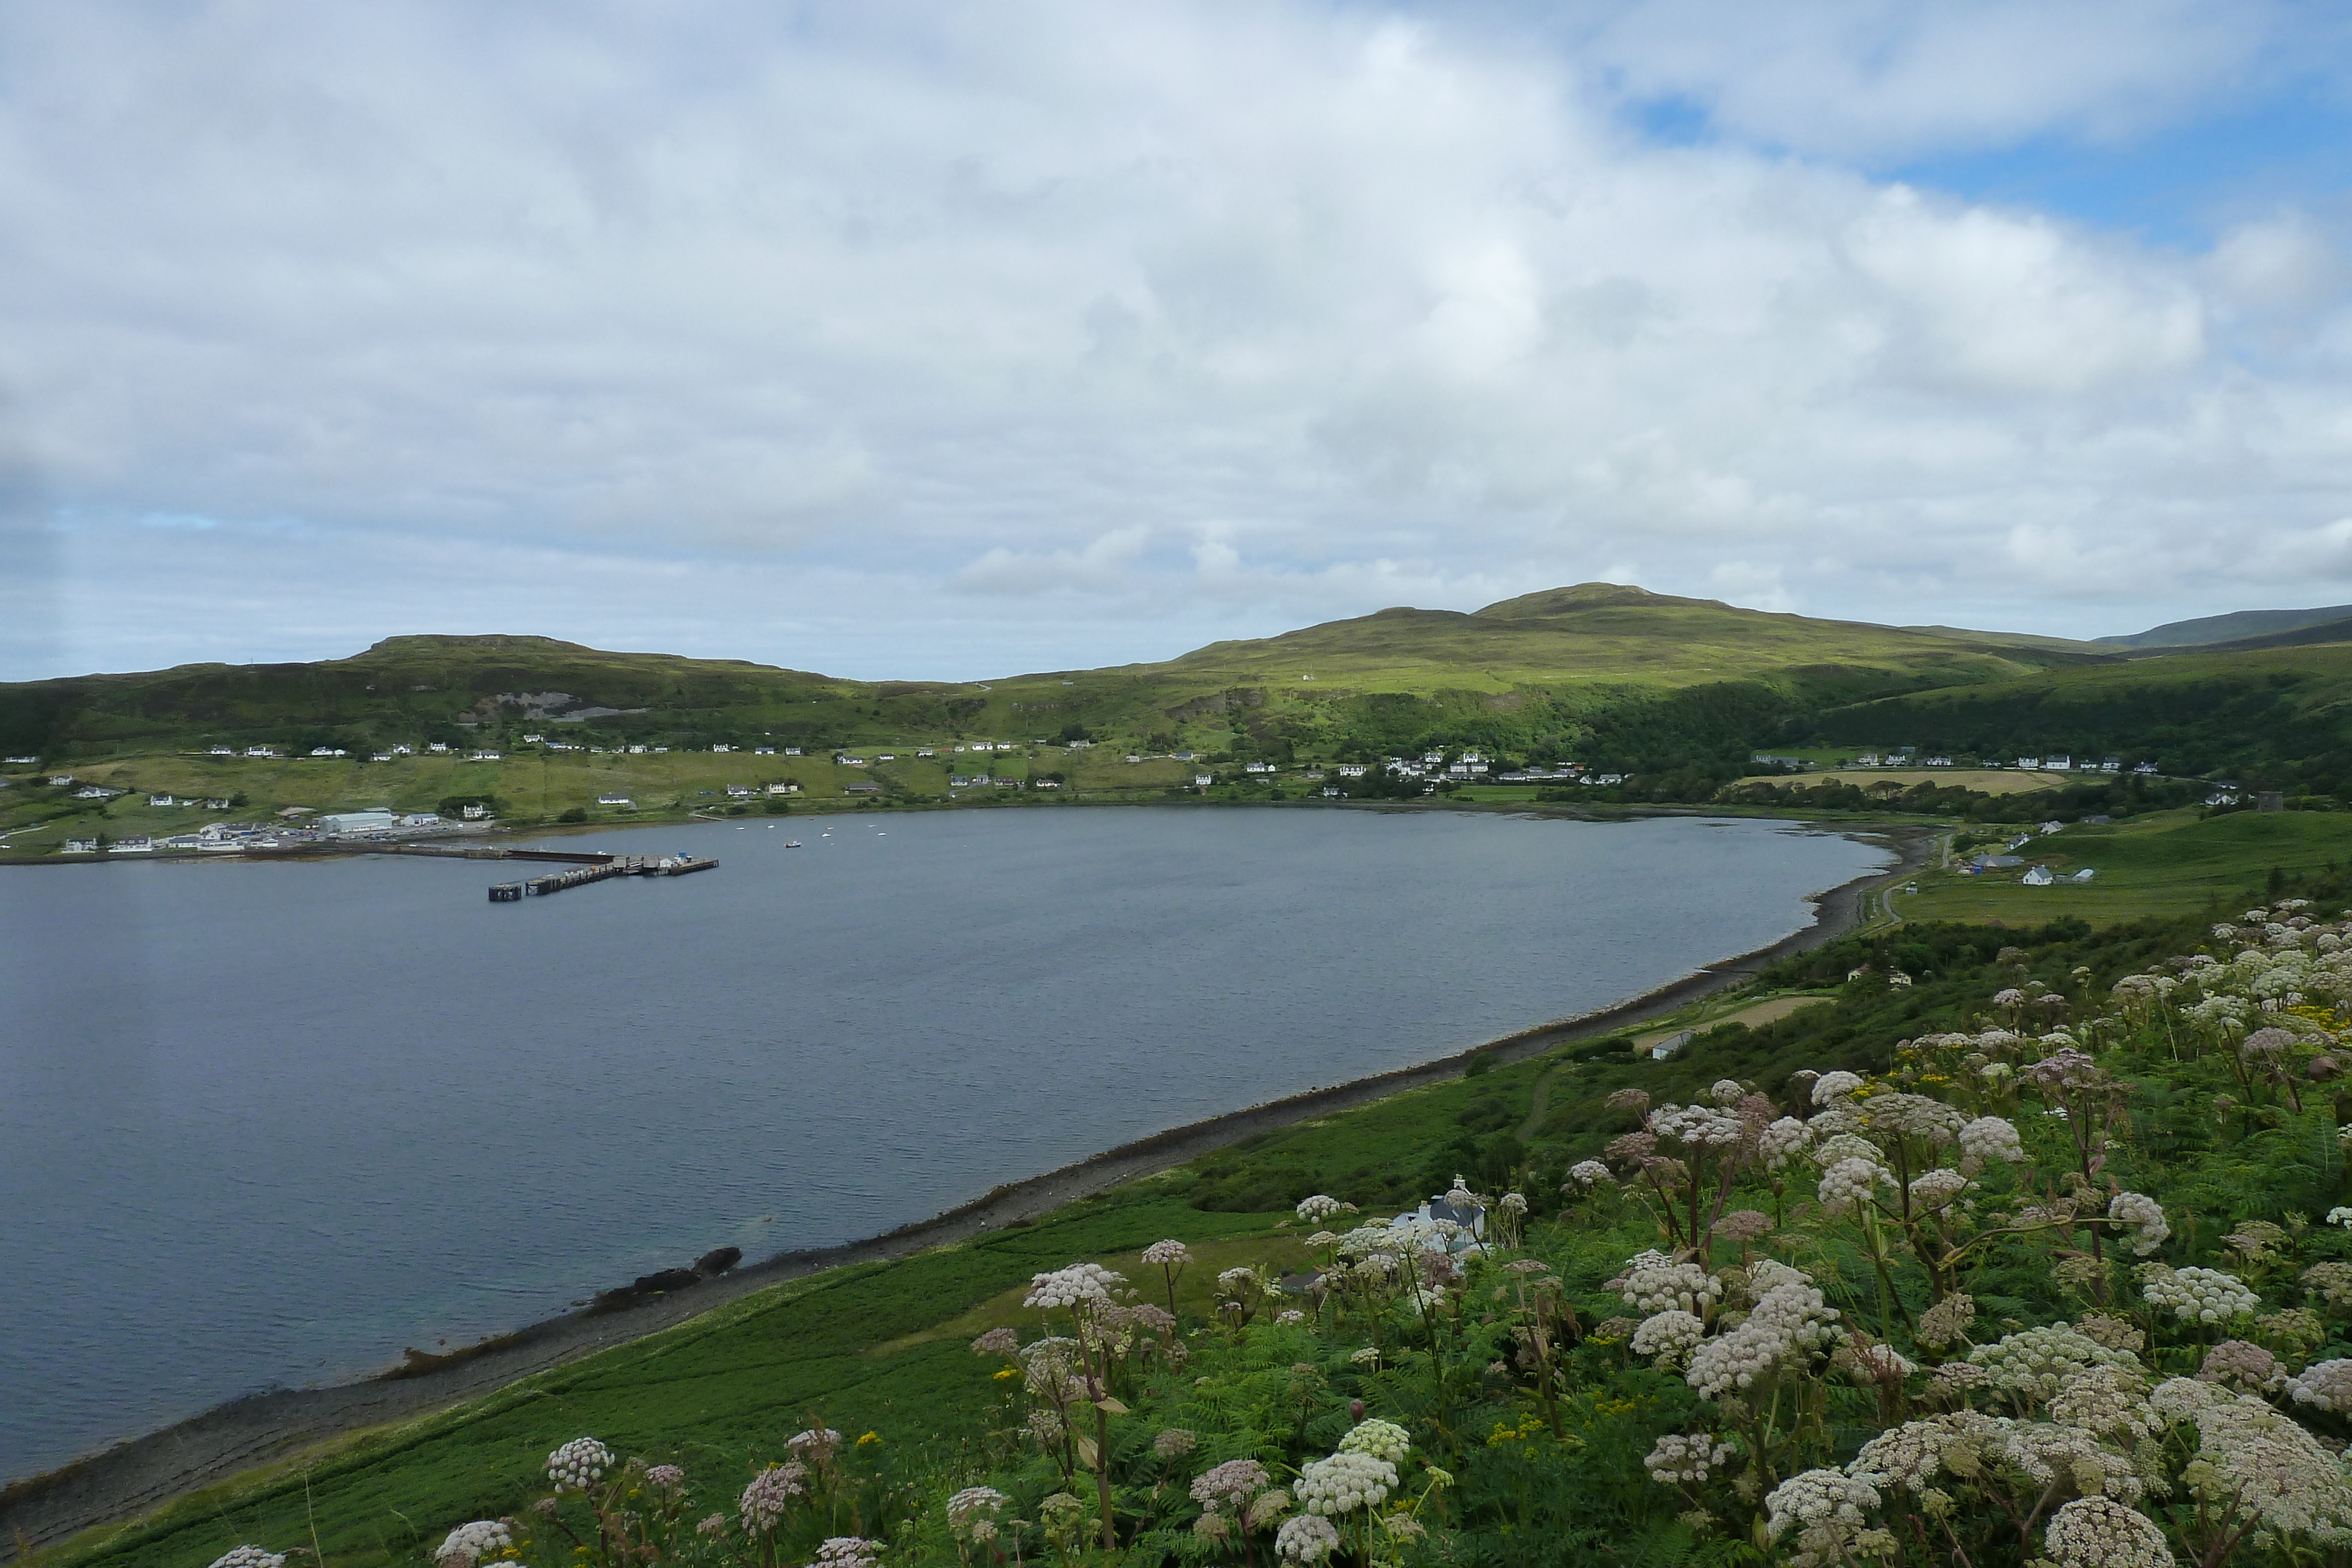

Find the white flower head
[[546, 1437, 613, 1492], [435, 1522, 513, 1566], [1337, 1418, 1412, 1465], [1812, 1071, 1865, 1105], [1275, 1514, 1341, 1563], [1295, 1452, 1396, 1516], [2044, 1496, 2174, 1568], [2139, 1265, 2259, 1325], [1026, 1262, 1125, 1310], [208, 1550, 288, 1568]]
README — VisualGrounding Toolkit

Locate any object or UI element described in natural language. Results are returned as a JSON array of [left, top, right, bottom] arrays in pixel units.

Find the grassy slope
[[1900, 808, 2352, 926], [1803, 639, 2352, 780], [52, 899, 2218, 1568]]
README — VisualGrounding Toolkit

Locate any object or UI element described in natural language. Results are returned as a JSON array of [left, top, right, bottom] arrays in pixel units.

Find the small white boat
[[783, 840, 803, 848]]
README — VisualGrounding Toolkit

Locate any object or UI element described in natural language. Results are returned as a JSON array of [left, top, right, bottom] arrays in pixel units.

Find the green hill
[[2094, 601, 2352, 648], [0, 586, 2100, 775]]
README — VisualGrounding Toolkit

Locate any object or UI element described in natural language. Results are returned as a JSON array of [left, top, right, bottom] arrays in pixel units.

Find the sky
[[5, 1, 2352, 681]]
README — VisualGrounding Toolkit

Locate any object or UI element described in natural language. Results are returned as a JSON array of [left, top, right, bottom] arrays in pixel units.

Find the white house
[[148, 794, 175, 807], [392, 744, 413, 755], [597, 793, 635, 807], [2022, 865, 2056, 886], [1195, 773, 1214, 788], [1338, 764, 1367, 777], [208, 745, 233, 756], [784, 747, 803, 755], [319, 810, 398, 835], [711, 744, 732, 753], [112, 836, 154, 853], [461, 804, 489, 820], [62, 838, 97, 854], [2046, 755, 2072, 771], [766, 782, 799, 795], [246, 747, 277, 758], [429, 742, 451, 754], [726, 784, 754, 798], [469, 751, 501, 761]]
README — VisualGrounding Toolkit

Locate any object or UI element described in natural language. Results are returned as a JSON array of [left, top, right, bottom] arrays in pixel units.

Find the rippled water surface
[[0, 807, 1887, 1477]]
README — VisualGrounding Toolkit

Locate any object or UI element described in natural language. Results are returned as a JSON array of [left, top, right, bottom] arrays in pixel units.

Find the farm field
[[1728, 767, 2080, 795]]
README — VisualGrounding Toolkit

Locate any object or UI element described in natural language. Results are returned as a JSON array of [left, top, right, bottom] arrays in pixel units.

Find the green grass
[[1900, 809, 2352, 926]]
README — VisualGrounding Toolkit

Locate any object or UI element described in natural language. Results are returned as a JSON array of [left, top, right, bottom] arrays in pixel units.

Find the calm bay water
[[0, 807, 1886, 1479]]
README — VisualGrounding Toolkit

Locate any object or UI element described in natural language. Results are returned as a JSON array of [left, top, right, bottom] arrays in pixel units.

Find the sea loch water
[[0, 807, 1887, 1480]]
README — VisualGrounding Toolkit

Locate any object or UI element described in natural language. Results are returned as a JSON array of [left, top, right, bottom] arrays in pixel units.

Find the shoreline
[[0, 820, 1933, 1556]]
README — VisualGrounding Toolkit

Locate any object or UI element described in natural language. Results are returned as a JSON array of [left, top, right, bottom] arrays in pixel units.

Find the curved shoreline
[[0, 820, 1933, 1557]]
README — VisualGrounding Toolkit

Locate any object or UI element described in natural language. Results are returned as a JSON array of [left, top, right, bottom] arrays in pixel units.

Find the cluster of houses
[[1830, 749, 2157, 775], [59, 807, 469, 857]]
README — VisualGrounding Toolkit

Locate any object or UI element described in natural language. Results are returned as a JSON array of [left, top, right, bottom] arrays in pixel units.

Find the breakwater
[[491, 853, 719, 900]]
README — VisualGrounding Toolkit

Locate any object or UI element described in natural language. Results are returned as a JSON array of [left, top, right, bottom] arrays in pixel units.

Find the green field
[[1897, 808, 2352, 925]]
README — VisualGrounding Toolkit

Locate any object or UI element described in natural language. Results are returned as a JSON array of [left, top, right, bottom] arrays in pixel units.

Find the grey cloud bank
[[4, 1, 2351, 680]]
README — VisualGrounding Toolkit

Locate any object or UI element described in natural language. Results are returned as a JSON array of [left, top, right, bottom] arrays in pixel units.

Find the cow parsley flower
[[788, 1427, 843, 1460], [1687, 1319, 1789, 1398], [2200, 1340, 2285, 1396], [435, 1521, 513, 1567], [813, 1537, 880, 1568], [1296, 1195, 1343, 1223], [1811, 1071, 1865, 1105], [948, 1487, 1008, 1529], [2286, 1358, 2352, 1413], [1295, 1452, 1395, 1515], [1621, 1254, 1722, 1313], [1849, 1413, 2002, 1493], [1566, 1159, 1615, 1189], [1763, 1469, 1879, 1557], [1337, 1418, 1412, 1465], [1142, 1239, 1190, 1266], [1154, 1428, 1197, 1459], [208, 1549, 286, 1568], [1275, 1514, 1340, 1563], [2044, 1496, 2174, 1568], [740, 1464, 809, 1532], [1191, 1459, 1272, 1509], [1717, 1209, 1773, 1242], [1908, 1169, 1972, 1211], [1818, 1156, 1890, 1216], [1632, 1310, 1705, 1362], [2139, 1265, 2259, 1325], [1957, 1116, 2024, 1166], [1708, 1078, 1745, 1105], [1644, 1432, 1732, 1485], [1026, 1263, 1124, 1309], [1759, 1117, 1811, 1168], [2109, 1192, 2170, 1255], [1966, 1325, 2125, 1405], [546, 1437, 613, 1492], [2049, 1363, 2156, 1440]]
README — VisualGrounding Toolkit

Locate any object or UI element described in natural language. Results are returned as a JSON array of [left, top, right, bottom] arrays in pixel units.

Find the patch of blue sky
[[1889, 83, 2352, 250], [136, 510, 221, 530]]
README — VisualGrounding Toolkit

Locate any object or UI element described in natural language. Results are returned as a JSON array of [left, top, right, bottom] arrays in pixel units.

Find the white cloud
[[3, 1, 2351, 677]]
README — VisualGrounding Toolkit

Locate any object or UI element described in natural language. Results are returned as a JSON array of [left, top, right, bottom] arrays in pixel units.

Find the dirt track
[[0, 821, 1932, 1559]]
